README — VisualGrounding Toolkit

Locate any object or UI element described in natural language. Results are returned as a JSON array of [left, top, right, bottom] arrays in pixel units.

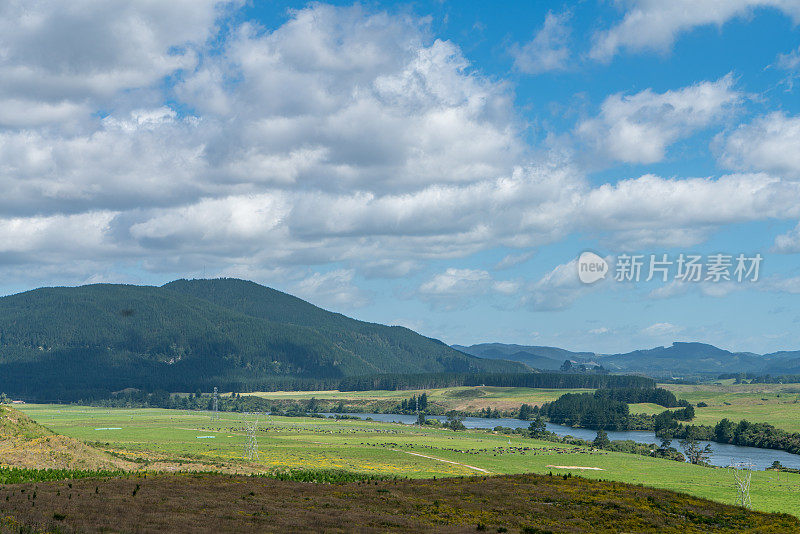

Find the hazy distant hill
[[762, 350, 800, 374], [0, 279, 526, 399], [455, 341, 800, 378], [595, 342, 764, 377], [452, 343, 593, 371]]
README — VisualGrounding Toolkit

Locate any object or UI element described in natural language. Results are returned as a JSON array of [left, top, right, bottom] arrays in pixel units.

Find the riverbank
[[323, 412, 800, 470]]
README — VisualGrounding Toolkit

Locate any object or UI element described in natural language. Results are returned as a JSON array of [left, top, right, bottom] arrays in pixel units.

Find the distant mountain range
[[451, 344, 590, 371], [0, 279, 527, 400], [454, 342, 800, 378]]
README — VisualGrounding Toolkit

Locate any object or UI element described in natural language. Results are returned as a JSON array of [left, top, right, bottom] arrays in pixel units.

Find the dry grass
[[0, 406, 265, 475], [1, 472, 798, 533], [0, 406, 132, 471]]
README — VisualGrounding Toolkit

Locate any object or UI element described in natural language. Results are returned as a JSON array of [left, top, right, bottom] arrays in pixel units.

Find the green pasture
[[247, 382, 800, 434], [249, 386, 593, 412], [14, 404, 800, 517], [637, 383, 800, 432]]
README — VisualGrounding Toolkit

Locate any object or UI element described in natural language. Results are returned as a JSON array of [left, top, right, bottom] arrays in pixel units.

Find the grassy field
[[245, 382, 800, 433], [2, 472, 797, 533], [629, 383, 800, 432], [13, 404, 800, 517], [247, 386, 593, 413]]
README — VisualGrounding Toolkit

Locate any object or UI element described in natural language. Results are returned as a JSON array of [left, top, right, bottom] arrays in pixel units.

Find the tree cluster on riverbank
[[536, 388, 681, 431], [656, 418, 800, 455]]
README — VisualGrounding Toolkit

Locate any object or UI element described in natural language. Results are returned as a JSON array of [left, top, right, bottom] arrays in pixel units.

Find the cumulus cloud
[[0, 110, 210, 216], [0, 1, 798, 302], [176, 5, 522, 193], [292, 269, 371, 310], [774, 223, 800, 253], [777, 46, 800, 72], [418, 268, 518, 308], [579, 173, 800, 247], [643, 322, 683, 337], [0, 0, 232, 126], [510, 11, 571, 74], [577, 75, 741, 164], [717, 112, 800, 179], [523, 259, 607, 311], [591, 0, 800, 62], [419, 268, 492, 296]]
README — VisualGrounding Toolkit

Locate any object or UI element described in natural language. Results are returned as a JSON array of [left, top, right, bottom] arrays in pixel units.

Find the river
[[322, 412, 800, 470]]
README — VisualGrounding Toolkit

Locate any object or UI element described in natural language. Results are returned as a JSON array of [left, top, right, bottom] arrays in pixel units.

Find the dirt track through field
[[394, 449, 491, 473]]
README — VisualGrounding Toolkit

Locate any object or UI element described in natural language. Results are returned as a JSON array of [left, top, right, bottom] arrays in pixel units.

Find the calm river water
[[322, 412, 800, 470]]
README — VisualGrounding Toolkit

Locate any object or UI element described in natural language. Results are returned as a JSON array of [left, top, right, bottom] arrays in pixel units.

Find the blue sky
[[1, 1, 800, 353]]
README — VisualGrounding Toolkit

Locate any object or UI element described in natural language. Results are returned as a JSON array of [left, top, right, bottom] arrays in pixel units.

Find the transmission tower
[[730, 461, 754, 508], [211, 387, 219, 421], [244, 412, 260, 461]]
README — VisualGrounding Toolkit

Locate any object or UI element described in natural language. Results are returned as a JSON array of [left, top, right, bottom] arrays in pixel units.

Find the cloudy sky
[[2, 1, 800, 353]]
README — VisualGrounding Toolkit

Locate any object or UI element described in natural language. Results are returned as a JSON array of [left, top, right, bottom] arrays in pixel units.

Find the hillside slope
[[2, 472, 797, 533], [0, 405, 126, 470], [164, 278, 516, 378], [0, 280, 526, 399]]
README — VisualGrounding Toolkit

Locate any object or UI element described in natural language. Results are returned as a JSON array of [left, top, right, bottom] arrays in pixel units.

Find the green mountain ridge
[[0, 279, 527, 400], [453, 343, 594, 370], [455, 341, 800, 377]]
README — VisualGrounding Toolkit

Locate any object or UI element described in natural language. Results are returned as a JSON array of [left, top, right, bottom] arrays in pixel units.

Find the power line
[[244, 412, 259, 461], [211, 386, 219, 421]]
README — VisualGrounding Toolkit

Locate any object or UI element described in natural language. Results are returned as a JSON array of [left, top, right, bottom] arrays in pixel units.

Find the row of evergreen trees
[[537, 388, 681, 431], [3, 366, 655, 403], [337, 372, 654, 392]]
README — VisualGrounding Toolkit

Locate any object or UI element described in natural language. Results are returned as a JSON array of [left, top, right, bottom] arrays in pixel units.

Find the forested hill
[[0, 279, 527, 400], [163, 278, 526, 377]]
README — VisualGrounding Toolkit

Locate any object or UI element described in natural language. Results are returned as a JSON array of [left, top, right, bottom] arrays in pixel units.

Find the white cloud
[[643, 322, 683, 337], [589, 327, 610, 335], [494, 251, 535, 270], [647, 279, 743, 299], [0, 0, 232, 127], [577, 75, 741, 164], [360, 260, 420, 279], [0, 2, 798, 291], [419, 268, 492, 297], [761, 275, 800, 294], [648, 280, 690, 299], [523, 259, 606, 311], [492, 280, 521, 295], [0, 98, 90, 128], [591, 0, 800, 62], [292, 269, 370, 310], [0, 211, 118, 264], [0, 108, 212, 216], [510, 11, 571, 74], [774, 222, 800, 253], [776, 45, 800, 90], [177, 5, 522, 193], [777, 46, 800, 72], [418, 267, 518, 307], [580, 173, 800, 247], [717, 112, 800, 179]]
